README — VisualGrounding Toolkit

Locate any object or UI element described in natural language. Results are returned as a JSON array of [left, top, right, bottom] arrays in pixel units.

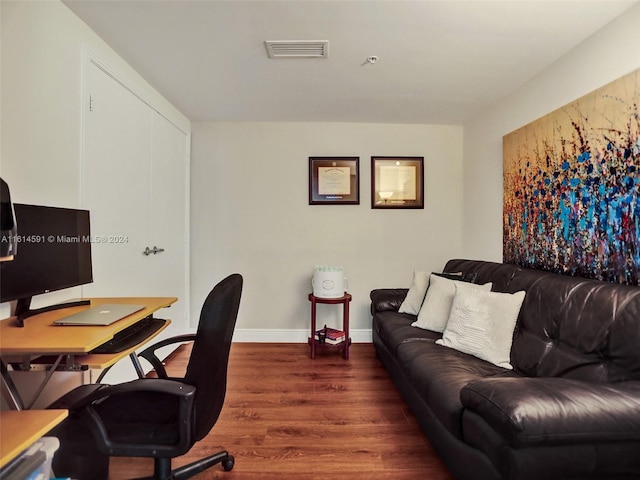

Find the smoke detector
[[265, 40, 329, 58]]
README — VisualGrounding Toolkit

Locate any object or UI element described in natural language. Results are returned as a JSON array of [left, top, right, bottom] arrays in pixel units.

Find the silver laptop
[[53, 304, 146, 326]]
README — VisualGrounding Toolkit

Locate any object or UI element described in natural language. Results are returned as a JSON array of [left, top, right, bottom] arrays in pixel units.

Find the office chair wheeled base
[[134, 450, 234, 480]]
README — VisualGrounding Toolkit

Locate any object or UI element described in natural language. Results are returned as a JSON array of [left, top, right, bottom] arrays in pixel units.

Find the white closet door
[[82, 61, 153, 297], [82, 61, 188, 320], [81, 60, 189, 383], [149, 111, 188, 332]]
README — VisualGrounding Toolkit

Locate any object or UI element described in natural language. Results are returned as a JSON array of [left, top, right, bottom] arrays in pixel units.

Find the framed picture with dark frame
[[309, 157, 360, 205], [371, 156, 424, 209]]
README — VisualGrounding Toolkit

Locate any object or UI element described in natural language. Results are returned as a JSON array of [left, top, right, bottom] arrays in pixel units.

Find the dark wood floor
[[109, 343, 455, 479]]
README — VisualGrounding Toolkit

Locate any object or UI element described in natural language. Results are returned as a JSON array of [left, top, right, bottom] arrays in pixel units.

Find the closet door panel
[[149, 112, 188, 330], [82, 62, 152, 297]]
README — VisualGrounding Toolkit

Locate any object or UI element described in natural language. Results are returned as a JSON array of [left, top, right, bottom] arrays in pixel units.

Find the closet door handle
[[143, 246, 165, 255]]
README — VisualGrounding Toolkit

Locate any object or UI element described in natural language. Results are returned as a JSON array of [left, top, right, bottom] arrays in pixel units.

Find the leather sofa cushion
[[397, 341, 515, 438], [373, 310, 441, 356], [461, 377, 640, 447], [507, 268, 640, 382], [462, 409, 640, 480]]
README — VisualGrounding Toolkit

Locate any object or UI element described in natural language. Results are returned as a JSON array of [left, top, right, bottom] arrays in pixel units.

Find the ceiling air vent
[[265, 40, 329, 58]]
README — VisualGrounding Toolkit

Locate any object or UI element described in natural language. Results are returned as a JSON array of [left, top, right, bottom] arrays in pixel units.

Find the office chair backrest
[[184, 273, 243, 441]]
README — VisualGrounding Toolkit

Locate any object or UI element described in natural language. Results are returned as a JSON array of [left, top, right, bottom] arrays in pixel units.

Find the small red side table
[[308, 292, 352, 360]]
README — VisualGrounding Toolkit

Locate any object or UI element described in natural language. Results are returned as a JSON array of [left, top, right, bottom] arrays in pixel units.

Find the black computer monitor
[[0, 203, 93, 326]]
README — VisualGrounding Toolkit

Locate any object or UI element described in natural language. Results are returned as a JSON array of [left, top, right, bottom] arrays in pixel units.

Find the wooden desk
[[0, 297, 176, 409], [0, 409, 68, 468]]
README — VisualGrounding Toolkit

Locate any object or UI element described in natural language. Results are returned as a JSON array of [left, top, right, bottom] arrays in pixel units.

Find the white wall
[[190, 122, 463, 339], [5, 0, 636, 341], [462, 3, 640, 261], [0, 0, 189, 318]]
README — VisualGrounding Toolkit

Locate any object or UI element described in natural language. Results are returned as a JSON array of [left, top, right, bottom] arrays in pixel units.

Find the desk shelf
[[0, 409, 67, 469], [0, 297, 176, 410]]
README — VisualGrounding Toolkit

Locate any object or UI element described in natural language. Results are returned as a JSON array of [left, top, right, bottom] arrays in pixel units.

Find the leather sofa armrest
[[370, 288, 408, 314], [461, 377, 640, 447]]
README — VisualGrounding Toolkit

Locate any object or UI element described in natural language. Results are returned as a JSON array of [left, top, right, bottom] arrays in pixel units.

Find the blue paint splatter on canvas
[[503, 69, 640, 285]]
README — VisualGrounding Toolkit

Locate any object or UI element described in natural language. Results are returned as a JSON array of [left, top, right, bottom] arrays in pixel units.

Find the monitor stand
[[13, 297, 91, 327]]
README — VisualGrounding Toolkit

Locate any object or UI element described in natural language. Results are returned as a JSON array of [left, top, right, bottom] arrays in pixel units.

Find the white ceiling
[[63, 0, 638, 124]]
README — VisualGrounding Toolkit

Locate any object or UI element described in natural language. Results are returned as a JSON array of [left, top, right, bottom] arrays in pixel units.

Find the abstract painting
[[503, 69, 639, 285]]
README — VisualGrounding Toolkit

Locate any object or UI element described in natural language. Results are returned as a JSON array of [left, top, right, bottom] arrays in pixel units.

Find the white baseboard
[[232, 328, 372, 343]]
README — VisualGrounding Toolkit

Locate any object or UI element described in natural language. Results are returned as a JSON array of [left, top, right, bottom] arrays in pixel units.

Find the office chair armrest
[[59, 378, 196, 413], [97, 377, 195, 397], [138, 334, 197, 378], [72, 378, 197, 458]]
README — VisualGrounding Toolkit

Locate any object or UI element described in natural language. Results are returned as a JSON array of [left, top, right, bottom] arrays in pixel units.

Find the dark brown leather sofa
[[371, 259, 640, 480]]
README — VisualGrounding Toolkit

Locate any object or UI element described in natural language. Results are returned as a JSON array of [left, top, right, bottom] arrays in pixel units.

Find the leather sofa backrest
[[444, 259, 640, 382], [444, 259, 520, 292], [508, 266, 640, 382]]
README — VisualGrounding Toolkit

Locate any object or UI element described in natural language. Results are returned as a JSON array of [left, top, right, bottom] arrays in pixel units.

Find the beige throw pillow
[[412, 274, 492, 332], [436, 282, 526, 369], [399, 270, 430, 315]]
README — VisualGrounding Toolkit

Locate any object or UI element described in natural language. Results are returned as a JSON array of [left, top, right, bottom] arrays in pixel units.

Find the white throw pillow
[[399, 270, 430, 315], [436, 283, 526, 369], [412, 274, 492, 332]]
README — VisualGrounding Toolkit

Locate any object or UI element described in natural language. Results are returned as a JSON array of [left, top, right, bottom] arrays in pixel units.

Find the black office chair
[[48, 273, 243, 480]]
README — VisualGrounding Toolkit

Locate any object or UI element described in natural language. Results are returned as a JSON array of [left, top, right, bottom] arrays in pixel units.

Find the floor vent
[[265, 40, 329, 58]]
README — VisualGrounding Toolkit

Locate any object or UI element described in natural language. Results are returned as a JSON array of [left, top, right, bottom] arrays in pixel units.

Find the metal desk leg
[[1, 360, 24, 410], [96, 353, 146, 383], [25, 355, 63, 410], [1, 355, 64, 410]]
